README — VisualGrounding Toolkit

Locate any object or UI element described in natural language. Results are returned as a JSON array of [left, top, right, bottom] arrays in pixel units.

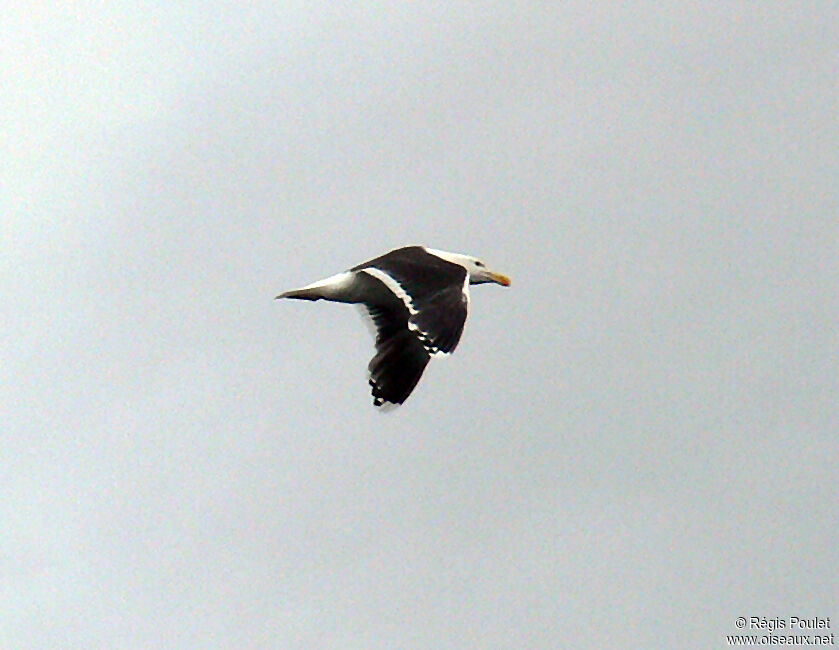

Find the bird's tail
[[275, 271, 354, 302], [275, 287, 322, 301]]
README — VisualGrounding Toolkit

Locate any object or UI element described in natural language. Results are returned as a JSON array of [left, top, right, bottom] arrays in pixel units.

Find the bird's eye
[[475, 261, 485, 267]]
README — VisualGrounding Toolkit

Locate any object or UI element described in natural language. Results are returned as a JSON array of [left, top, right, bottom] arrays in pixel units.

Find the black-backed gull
[[276, 246, 510, 407]]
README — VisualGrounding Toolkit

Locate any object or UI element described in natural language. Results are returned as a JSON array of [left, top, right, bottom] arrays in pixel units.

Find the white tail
[[275, 272, 354, 302]]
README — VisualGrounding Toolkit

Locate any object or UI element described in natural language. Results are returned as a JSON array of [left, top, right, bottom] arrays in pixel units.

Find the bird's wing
[[360, 296, 430, 407], [355, 246, 469, 356]]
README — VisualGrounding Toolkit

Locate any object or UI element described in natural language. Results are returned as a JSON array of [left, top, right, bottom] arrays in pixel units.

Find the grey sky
[[3, 3, 837, 648]]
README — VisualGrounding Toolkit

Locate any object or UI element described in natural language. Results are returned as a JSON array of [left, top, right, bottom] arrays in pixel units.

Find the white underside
[[301, 271, 354, 292], [461, 271, 471, 308]]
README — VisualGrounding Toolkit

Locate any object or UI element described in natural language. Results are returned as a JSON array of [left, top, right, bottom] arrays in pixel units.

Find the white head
[[425, 248, 511, 286]]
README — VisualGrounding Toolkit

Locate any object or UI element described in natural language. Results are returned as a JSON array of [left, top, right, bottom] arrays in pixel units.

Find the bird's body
[[276, 246, 510, 407]]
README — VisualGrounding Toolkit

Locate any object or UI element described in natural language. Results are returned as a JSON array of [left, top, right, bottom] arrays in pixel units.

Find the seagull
[[276, 246, 510, 407]]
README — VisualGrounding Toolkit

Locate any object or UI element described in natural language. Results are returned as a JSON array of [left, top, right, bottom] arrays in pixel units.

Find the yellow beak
[[489, 272, 511, 287]]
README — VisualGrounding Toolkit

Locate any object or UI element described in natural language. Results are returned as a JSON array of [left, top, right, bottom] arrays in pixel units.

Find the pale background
[[3, 3, 837, 648]]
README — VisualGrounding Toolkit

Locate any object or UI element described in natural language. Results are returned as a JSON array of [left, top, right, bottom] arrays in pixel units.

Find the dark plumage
[[276, 246, 510, 407]]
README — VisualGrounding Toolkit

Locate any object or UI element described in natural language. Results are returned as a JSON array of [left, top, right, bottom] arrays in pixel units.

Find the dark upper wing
[[353, 246, 469, 355], [351, 270, 429, 406], [408, 283, 468, 355], [367, 324, 431, 406], [362, 299, 430, 407]]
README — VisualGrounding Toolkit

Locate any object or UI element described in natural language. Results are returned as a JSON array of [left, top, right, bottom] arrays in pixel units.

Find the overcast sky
[[3, 3, 837, 648]]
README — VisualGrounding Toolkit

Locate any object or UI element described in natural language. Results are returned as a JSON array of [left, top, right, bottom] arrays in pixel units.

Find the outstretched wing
[[355, 246, 469, 356], [408, 282, 468, 355], [362, 300, 430, 407]]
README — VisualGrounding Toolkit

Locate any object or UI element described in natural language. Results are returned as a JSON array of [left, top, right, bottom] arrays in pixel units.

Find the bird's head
[[463, 256, 511, 286], [427, 249, 510, 286]]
